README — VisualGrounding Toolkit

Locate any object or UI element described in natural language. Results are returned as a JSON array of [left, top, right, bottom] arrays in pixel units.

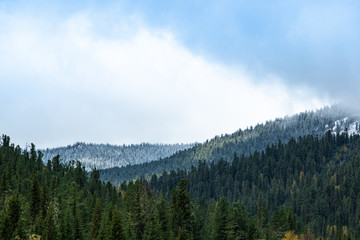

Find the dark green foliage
[[125, 180, 147, 239], [156, 196, 170, 240], [101, 106, 355, 183], [227, 201, 249, 240], [91, 198, 102, 239], [43, 200, 58, 240], [0, 131, 359, 239], [143, 130, 360, 238], [109, 207, 125, 240], [0, 193, 22, 239], [96, 206, 111, 240], [213, 197, 228, 240], [0, 168, 9, 205], [170, 179, 195, 239], [30, 174, 41, 222]]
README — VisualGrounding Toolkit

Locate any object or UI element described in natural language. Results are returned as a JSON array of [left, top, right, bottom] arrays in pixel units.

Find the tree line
[[101, 105, 359, 184], [1, 131, 358, 239], [130, 131, 360, 238]]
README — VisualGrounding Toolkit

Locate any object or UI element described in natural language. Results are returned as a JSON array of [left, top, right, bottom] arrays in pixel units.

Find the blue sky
[[1, 0, 359, 148]]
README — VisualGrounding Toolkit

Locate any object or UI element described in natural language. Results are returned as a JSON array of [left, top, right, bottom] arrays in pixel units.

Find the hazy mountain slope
[[101, 105, 360, 183], [41, 142, 194, 170], [145, 131, 360, 237]]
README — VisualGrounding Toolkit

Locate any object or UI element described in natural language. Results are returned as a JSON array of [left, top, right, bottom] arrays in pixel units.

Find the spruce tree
[[0, 168, 9, 206], [43, 200, 58, 240], [30, 175, 41, 222], [213, 197, 229, 240], [157, 196, 170, 240], [170, 179, 195, 239], [0, 193, 22, 239], [126, 180, 147, 239], [109, 207, 125, 240], [227, 201, 249, 240], [91, 198, 102, 240]]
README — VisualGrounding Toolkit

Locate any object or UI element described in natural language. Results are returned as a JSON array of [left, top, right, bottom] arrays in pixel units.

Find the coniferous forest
[[1, 132, 360, 239], [100, 106, 360, 184]]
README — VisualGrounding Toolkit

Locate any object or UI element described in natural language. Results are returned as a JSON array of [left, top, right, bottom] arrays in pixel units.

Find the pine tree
[[43, 200, 58, 240], [126, 180, 147, 239], [109, 207, 125, 240], [247, 220, 257, 240], [36, 150, 43, 171], [213, 197, 229, 240], [170, 179, 195, 239], [59, 208, 72, 240], [227, 201, 249, 240], [40, 184, 49, 220], [0, 193, 22, 239], [30, 143, 37, 172], [96, 210, 109, 240], [91, 198, 102, 240], [157, 195, 170, 240], [143, 212, 161, 240], [0, 168, 9, 206], [68, 182, 83, 240], [30, 175, 41, 222], [72, 211, 83, 240], [0, 209, 11, 240]]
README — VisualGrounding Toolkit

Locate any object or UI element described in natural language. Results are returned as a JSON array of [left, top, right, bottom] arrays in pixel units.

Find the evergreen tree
[[30, 175, 41, 223], [0, 168, 9, 205], [91, 198, 102, 240], [109, 207, 125, 240], [213, 197, 229, 240], [143, 212, 161, 240], [0, 193, 22, 239], [143, 192, 161, 240], [247, 220, 257, 240], [0, 209, 11, 240], [157, 195, 170, 240], [43, 200, 58, 240], [69, 182, 83, 240], [126, 180, 147, 239], [96, 207, 110, 240], [227, 201, 249, 240], [170, 179, 195, 239], [1, 130, 360, 239], [40, 184, 49, 220]]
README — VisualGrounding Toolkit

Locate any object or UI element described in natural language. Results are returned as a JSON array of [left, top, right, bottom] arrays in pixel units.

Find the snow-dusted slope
[[328, 117, 360, 136], [100, 105, 360, 183], [41, 142, 194, 170], [41, 105, 360, 173]]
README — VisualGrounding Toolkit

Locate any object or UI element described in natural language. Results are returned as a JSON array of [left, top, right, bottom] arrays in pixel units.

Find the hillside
[[138, 130, 360, 237], [0, 135, 327, 240], [41, 142, 194, 170], [101, 105, 360, 183]]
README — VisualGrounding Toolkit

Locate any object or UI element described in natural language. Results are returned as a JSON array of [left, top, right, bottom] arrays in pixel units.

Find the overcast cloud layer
[[132, 0, 360, 99], [1, 1, 353, 148]]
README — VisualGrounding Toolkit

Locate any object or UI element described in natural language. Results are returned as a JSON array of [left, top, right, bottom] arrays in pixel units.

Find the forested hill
[[0, 135, 334, 239], [101, 105, 360, 183], [142, 131, 360, 237], [41, 142, 194, 170]]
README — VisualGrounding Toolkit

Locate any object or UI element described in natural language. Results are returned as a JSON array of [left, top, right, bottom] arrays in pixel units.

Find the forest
[[0, 131, 359, 239], [100, 105, 360, 184], [41, 142, 194, 171]]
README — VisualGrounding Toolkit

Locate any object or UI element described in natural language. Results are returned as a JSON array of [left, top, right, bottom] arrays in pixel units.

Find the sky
[[0, 0, 359, 148]]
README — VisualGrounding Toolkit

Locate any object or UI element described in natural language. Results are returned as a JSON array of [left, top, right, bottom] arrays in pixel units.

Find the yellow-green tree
[[283, 231, 299, 240]]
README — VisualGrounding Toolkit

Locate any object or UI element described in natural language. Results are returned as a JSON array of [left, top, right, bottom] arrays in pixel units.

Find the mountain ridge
[[41, 142, 195, 170], [100, 105, 360, 183]]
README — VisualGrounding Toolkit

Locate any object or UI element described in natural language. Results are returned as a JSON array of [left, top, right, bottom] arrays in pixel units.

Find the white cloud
[[0, 11, 331, 148]]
